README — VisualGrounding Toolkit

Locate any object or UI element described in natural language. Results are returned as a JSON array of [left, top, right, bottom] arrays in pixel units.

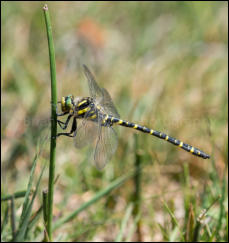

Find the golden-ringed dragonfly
[[56, 65, 210, 169]]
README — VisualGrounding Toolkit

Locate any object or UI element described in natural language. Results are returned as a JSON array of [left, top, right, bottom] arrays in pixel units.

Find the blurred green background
[[1, 1, 228, 241]]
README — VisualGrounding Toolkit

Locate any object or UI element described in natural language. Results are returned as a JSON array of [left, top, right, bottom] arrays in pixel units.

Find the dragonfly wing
[[83, 64, 103, 101], [83, 65, 120, 118], [100, 88, 120, 118], [73, 106, 99, 148], [93, 125, 118, 170], [74, 118, 98, 148]]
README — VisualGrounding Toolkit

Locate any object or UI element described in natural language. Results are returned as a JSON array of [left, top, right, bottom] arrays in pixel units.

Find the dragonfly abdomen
[[107, 116, 210, 159]]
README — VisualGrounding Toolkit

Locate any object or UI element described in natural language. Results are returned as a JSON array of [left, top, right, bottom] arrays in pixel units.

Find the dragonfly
[[56, 65, 210, 169]]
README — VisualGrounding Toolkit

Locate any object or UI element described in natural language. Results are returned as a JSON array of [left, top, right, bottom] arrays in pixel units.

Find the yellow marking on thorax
[[179, 141, 183, 147], [165, 135, 169, 140], [111, 117, 114, 121], [77, 99, 87, 107], [150, 129, 154, 134], [134, 124, 138, 129], [78, 107, 90, 115], [89, 114, 97, 119], [190, 147, 195, 153], [159, 132, 162, 137], [197, 151, 200, 155]]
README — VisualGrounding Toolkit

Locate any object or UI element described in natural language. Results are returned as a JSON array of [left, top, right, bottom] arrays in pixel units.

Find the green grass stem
[[43, 4, 58, 241], [1, 190, 30, 201]]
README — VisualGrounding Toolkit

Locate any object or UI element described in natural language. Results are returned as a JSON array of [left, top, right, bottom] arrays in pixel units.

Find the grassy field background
[[1, 2, 228, 242]]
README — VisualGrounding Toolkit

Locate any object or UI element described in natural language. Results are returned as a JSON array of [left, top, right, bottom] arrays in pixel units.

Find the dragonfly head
[[61, 95, 74, 112]]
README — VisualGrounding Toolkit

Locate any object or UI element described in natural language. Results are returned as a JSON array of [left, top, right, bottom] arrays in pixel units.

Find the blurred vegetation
[[1, 1, 228, 242]]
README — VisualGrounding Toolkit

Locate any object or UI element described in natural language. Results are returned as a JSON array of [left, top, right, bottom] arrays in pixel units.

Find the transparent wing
[[100, 88, 120, 118], [83, 64, 120, 118], [74, 109, 118, 169], [93, 123, 118, 170], [83, 64, 103, 101], [73, 105, 100, 148], [74, 118, 98, 148]]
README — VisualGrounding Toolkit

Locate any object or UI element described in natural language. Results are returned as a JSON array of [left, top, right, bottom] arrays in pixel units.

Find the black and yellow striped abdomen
[[104, 115, 210, 159]]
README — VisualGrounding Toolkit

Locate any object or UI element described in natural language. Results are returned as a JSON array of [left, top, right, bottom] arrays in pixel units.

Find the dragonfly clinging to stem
[[56, 65, 210, 169]]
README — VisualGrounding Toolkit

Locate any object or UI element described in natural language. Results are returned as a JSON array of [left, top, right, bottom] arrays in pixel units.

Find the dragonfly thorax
[[73, 97, 94, 111]]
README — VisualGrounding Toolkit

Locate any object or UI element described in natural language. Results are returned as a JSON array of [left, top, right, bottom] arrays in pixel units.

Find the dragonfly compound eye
[[61, 95, 73, 112]]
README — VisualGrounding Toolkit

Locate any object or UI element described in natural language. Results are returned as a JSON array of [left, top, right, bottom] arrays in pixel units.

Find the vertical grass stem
[[43, 4, 57, 241]]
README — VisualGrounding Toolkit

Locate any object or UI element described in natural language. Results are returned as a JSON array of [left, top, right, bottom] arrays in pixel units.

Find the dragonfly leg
[[57, 112, 68, 116], [56, 110, 69, 117], [56, 117, 77, 138], [57, 114, 73, 129]]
